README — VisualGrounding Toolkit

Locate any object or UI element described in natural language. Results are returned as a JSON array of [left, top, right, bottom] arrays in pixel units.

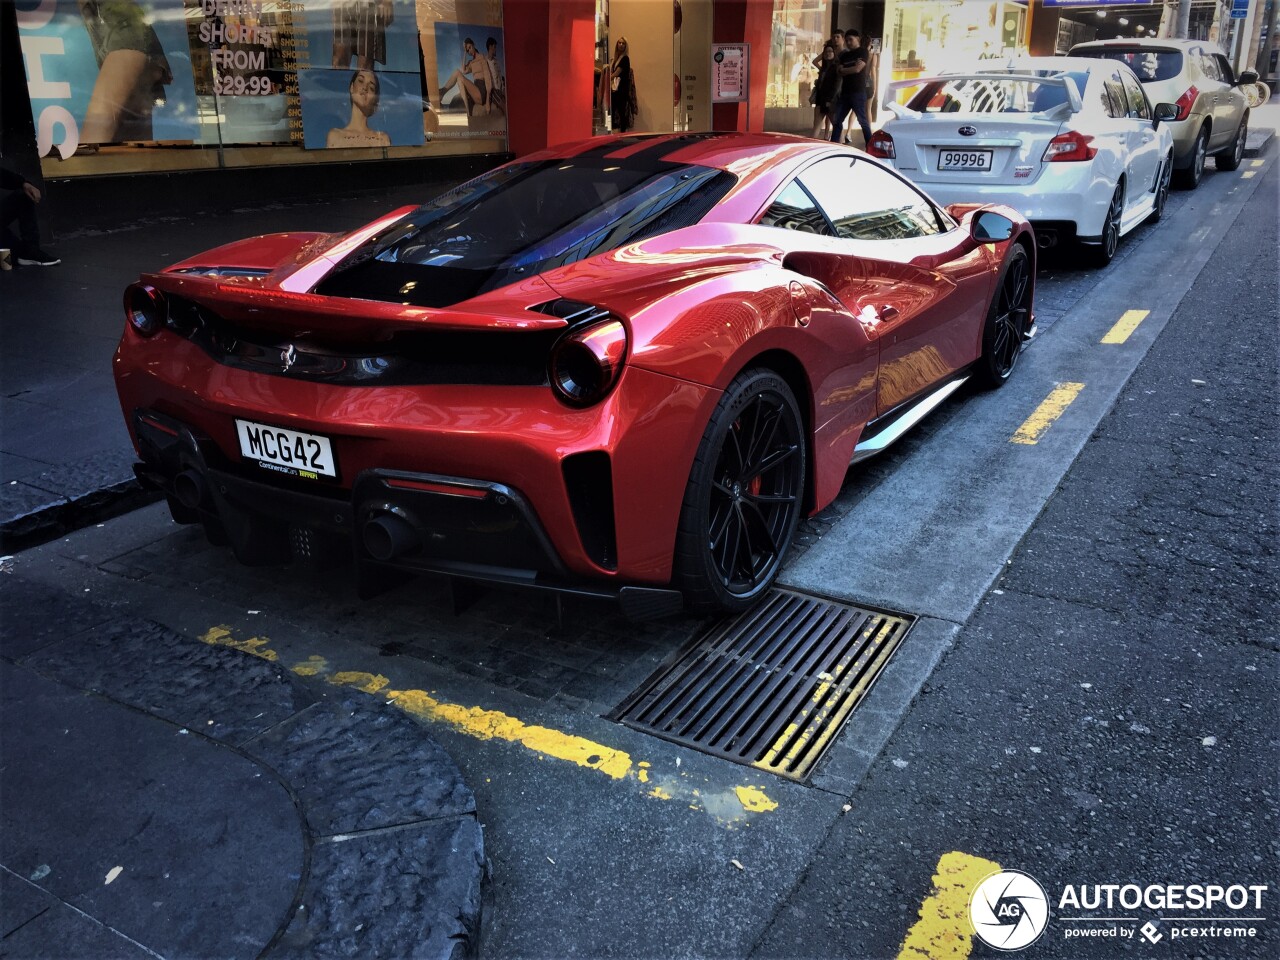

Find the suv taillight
[[1042, 131, 1097, 162], [1173, 85, 1198, 121], [867, 130, 896, 159]]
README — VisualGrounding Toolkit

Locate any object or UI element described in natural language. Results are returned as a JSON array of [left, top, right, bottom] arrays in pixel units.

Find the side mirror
[[1153, 102, 1179, 125], [1238, 70, 1259, 86], [972, 211, 1015, 244]]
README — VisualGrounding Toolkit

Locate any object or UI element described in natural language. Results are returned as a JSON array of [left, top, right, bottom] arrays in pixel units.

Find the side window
[[1121, 71, 1150, 120], [1200, 54, 1221, 82], [799, 157, 944, 241], [759, 181, 832, 235], [1101, 70, 1128, 118]]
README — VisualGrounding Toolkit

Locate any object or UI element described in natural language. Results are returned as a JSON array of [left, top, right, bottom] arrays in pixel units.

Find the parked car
[[1070, 38, 1256, 189], [114, 133, 1035, 617], [869, 57, 1177, 267]]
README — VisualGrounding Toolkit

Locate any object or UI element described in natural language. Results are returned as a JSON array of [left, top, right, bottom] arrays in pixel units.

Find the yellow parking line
[[199, 625, 779, 826], [1010, 382, 1085, 445], [898, 852, 1002, 960], [1100, 309, 1150, 344], [1241, 170, 1257, 179], [1251, 159, 1265, 168]]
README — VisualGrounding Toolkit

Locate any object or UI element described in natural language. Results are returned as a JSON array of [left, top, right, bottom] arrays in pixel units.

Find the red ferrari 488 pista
[[114, 132, 1035, 617]]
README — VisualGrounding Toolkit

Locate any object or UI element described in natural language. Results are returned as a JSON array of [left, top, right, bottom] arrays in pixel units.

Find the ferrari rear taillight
[[867, 130, 896, 159], [124, 283, 165, 337], [1042, 131, 1097, 162], [549, 318, 628, 407], [1173, 85, 1198, 121]]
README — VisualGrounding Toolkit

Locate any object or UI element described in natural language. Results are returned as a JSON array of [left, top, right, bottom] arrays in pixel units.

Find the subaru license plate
[[235, 419, 336, 480], [938, 150, 992, 171]]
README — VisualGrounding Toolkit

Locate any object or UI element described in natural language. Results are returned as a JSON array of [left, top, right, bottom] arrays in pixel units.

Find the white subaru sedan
[[868, 57, 1177, 267]]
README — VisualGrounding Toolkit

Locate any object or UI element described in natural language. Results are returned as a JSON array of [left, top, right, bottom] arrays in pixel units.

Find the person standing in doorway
[[610, 36, 634, 133], [830, 29, 870, 148]]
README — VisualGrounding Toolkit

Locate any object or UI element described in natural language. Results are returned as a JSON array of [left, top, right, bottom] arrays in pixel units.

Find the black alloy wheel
[[1216, 116, 1247, 171], [975, 245, 1031, 389], [1088, 184, 1124, 269], [1176, 126, 1209, 188], [1151, 153, 1173, 222], [674, 369, 806, 614]]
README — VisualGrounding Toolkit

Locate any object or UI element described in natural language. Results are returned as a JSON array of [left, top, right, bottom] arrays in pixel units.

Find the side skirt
[[850, 376, 970, 466]]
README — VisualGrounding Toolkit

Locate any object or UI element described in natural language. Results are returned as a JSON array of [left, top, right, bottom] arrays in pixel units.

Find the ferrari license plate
[[235, 419, 336, 479], [938, 149, 992, 171]]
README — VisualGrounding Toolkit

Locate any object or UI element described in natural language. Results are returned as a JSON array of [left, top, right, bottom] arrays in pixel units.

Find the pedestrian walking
[[1, 161, 59, 268]]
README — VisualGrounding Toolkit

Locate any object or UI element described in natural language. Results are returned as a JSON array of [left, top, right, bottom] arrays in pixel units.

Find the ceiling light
[[1119, 17, 1129, 25], [1096, 10, 1106, 17]]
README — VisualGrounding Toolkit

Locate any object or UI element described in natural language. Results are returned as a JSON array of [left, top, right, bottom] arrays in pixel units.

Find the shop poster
[[297, 67, 423, 149], [16, 0, 200, 158], [432, 22, 505, 119], [294, 0, 418, 73]]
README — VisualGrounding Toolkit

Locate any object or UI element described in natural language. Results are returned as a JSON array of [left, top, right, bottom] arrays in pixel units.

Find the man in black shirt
[[829, 29, 871, 148]]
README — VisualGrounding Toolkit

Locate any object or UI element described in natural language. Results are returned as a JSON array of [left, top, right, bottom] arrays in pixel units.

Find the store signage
[[1231, 0, 1249, 19], [711, 43, 749, 103]]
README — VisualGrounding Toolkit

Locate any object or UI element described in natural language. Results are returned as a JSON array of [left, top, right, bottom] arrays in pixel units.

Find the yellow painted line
[[1241, 170, 1257, 179], [1252, 159, 1265, 168], [1100, 309, 1149, 345], [199, 625, 779, 826], [898, 852, 1002, 960], [1010, 382, 1084, 445]]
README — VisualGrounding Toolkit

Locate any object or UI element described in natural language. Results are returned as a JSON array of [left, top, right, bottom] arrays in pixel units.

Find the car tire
[[673, 368, 806, 615], [1175, 126, 1209, 189], [1151, 152, 1173, 222], [1086, 184, 1124, 269], [1215, 115, 1247, 171], [974, 245, 1032, 389]]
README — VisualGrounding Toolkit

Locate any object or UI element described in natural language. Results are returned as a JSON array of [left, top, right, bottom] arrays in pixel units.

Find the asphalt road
[[2, 147, 1275, 960]]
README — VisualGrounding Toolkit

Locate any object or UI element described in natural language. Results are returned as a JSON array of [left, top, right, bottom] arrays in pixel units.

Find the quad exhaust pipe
[[363, 513, 419, 561]]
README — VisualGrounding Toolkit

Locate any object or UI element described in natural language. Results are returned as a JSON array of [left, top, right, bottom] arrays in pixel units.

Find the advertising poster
[[431, 22, 505, 135], [191, 0, 291, 143], [16, 0, 201, 158], [298, 0, 418, 73], [297, 67, 423, 148]]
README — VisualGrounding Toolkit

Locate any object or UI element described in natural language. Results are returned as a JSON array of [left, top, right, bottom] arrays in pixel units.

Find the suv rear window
[[1073, 48, 1182, 83]]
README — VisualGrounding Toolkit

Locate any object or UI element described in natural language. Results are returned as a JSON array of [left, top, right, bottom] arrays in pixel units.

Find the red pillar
[[711, 0, 773, 132], [504, 0, 596, 156]]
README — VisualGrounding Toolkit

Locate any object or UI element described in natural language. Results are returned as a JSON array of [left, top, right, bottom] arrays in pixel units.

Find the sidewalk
[[0, 572, 486, 959]]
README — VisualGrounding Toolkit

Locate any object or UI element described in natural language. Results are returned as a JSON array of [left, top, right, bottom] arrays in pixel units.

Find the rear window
[[1073, 48, 1182, 83], [317, 158, 735, 307], [905, 72, 1090, 114]]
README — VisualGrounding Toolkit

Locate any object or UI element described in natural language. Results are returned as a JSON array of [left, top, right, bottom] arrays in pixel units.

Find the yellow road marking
[[898, 852, 1002, 960], [1251, 159, 1264, 168], [1100, 309, 1149, 345], [1010, 382, 1085, 445], [1241, 170, 1256, 179], [199, 625, 779, 825]]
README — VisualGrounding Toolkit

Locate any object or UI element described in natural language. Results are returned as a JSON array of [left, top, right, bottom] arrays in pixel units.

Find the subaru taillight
[[1173, 85, 1198, 121], [867, 130, 896, 159], [1042, 131, 1097, 162]]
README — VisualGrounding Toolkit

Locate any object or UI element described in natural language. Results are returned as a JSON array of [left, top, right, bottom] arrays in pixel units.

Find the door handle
[[879, 305, 901, 321]]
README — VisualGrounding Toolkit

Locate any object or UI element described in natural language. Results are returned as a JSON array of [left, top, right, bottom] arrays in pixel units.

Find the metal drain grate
[[610, 588, 913, 782]]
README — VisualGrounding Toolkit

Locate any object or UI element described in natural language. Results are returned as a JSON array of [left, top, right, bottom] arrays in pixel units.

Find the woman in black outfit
[[811, 42, 841, 139], [610, 36, 634, 133]]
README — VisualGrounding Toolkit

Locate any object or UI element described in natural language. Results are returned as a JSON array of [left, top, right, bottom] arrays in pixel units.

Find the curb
[[0, 479, 160, 555], [1, 576, 489, 959]]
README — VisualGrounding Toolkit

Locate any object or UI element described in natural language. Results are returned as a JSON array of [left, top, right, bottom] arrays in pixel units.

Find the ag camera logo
[[970, 870, 1051, 951]]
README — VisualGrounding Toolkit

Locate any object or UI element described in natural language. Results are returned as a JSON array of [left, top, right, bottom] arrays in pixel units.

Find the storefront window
[[762, 0, 829, 135], [15, 0, 508, 178]]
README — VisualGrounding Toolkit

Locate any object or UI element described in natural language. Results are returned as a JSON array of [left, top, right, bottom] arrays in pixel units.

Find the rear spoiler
[[885, 73, 1083, 117], [138, 270, 569, 340]]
